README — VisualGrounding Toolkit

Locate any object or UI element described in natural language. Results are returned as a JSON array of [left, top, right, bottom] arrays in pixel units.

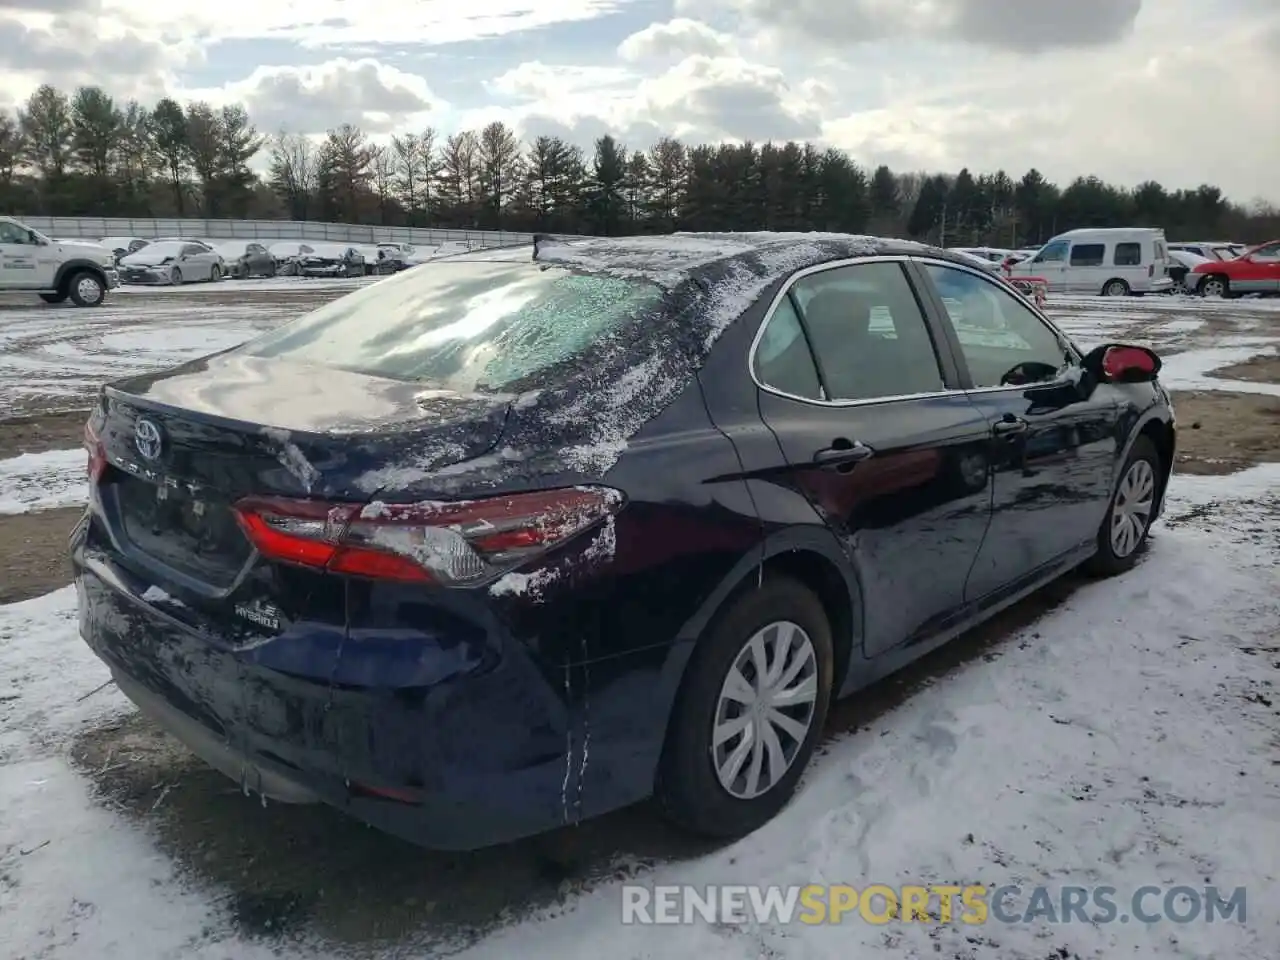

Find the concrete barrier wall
[[18, 216, 583, 247]]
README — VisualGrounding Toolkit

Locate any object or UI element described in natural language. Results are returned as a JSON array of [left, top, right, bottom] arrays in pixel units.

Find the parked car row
[[93, 235, 484, 286], [962, 228, 1279, 299]]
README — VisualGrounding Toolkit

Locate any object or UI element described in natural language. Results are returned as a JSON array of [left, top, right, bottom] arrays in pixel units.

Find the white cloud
[[487, 63, 634, 101], [183, 59, 443, 135], [469, 54, 822, 148], [676, 0, 1145, 52], [106, 0, 630, 46], [617, 18, 734, 61]]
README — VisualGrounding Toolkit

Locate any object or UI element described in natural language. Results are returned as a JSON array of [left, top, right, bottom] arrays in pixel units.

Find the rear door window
[[238, 255, 667, 392], [787, 261, 947, 401], [753, 297, 822, 400], [1114, 242, 1142, 266]]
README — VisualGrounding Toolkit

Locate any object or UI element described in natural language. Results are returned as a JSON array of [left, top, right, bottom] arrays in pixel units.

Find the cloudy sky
[[1, 0, 1276, 202]]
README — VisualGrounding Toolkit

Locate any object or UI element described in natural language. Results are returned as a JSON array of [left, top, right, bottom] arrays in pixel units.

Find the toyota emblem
[[134, 418, 162, 460]]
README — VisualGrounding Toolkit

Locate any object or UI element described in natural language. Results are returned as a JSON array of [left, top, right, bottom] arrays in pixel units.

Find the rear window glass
[[1114, 242, 1142, 266], [237, 256, 666, 392]]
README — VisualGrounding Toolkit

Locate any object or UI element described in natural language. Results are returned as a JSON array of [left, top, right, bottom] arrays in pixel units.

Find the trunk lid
[[96, 353, 510, 592]]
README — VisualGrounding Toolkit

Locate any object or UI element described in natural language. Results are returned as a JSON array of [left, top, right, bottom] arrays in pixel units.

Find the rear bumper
[[71, 544, 583, 850]]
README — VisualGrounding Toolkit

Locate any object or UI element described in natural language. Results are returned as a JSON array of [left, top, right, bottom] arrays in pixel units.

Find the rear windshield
[[236, 254, 666, 392]]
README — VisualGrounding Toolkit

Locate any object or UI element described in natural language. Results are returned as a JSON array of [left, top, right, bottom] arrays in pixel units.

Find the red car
[[1191, 239, 1280, 298]]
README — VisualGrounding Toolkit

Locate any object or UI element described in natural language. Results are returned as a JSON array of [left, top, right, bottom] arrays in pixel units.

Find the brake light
[[233, 487, 623, 585], [84, 423, 106, 483]]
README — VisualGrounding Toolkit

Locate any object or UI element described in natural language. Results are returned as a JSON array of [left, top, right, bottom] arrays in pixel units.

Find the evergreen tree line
[[3, 83, 1278, 246]]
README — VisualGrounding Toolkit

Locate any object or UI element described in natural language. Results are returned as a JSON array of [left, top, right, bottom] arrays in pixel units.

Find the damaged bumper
[[71, 540, 580, 850]]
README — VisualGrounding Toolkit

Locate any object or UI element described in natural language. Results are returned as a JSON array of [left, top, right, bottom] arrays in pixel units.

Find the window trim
[[747, 255, 962, 408], [909, 256, 1084, 396]]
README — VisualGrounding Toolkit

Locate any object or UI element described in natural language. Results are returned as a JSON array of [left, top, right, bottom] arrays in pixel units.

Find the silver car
[[118, 240, 225, 285]]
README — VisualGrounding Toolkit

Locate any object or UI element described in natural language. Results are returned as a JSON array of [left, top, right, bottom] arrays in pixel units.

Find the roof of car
[[528, 231, 971, 287]]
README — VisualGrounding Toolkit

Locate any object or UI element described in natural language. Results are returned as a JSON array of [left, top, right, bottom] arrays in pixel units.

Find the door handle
[[992, 416, 1028, 437], [813, 440, 875, 469]]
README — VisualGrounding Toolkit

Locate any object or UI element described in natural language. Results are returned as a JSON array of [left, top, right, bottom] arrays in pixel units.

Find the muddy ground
[[0, 409, 90, 460], [1169, 390, 1280, 475], [1209, 351, 1280, 385]]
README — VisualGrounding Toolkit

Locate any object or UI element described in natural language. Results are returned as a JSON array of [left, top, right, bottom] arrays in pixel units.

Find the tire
[[1101, 279, 1130, 297], [1199, 275, 1229, 298], [266, 261, 277, 278], [656, 575, 834, 839], [66, 270, 106, 307], [1083, 435, 1161, 577], [1170, 278, 1187, 295], [210, 264, 222, 282], [170, 267, 183, 285], [39, 292, 67, 304]]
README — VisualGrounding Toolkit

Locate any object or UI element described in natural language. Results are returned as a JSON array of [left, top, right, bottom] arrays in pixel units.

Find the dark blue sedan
[[71, 233, 1175, 849]]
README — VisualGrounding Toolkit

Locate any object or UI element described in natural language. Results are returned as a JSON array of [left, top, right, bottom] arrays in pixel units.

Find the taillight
[[233, 487, 623, 585], [84, 422, 106, 483]]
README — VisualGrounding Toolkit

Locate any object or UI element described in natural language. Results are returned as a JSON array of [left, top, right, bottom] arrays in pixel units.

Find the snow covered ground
[[0, 286, 1278, 959]]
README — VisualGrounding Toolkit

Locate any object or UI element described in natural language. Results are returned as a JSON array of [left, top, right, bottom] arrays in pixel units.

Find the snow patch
[[140, 585, 185, 608], [1160, 345, 1280, 396], [487, 567, 561, 599], [261, 427, 320, 492], [0, 448, 88, 515]]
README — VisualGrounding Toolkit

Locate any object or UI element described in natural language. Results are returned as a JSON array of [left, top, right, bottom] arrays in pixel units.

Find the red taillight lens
[[233, 487, 623, 585], [84, 423, 106, 483], [1102, 346, 1157, 380]]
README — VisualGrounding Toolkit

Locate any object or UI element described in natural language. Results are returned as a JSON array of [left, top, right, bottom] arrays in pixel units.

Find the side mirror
[[1082, 343, 1161, 384]]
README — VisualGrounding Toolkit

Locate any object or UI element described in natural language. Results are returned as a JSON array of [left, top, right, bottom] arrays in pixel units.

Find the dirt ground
[[1209, 351, 1280, 385], [0, 507, 83, 604], [0, 409, 90, 460], [1168, 390, 1280, 475]]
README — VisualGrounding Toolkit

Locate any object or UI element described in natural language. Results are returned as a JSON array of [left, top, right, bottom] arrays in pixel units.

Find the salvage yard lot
[[1, 282, 1278, 959]]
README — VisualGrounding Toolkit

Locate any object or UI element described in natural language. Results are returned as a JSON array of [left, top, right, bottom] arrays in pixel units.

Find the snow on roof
[[533, 231, 928, 286]]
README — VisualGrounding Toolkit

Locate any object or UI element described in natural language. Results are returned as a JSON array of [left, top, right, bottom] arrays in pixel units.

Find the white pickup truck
[[0, 215, 119, 306]]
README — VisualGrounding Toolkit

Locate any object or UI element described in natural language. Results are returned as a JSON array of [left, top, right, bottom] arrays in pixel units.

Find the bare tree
[[369, 143, 394, 224], [267, 130, 318, 221], [392, 129, 438, 224]]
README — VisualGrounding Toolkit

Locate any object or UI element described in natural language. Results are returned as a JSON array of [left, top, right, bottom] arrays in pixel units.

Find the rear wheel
[[1084, 436, 1160, 577], [67, 271, 106, 307], [656, 576, 833, 838], [1102, 278, 1130, 297]]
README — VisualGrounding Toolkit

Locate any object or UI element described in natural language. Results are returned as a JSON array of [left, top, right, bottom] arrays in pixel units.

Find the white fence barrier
[[18, 216, 580, 248]]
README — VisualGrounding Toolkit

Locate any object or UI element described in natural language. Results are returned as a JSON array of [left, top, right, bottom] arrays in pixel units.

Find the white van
[[1007, 227, 1174, 296]]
